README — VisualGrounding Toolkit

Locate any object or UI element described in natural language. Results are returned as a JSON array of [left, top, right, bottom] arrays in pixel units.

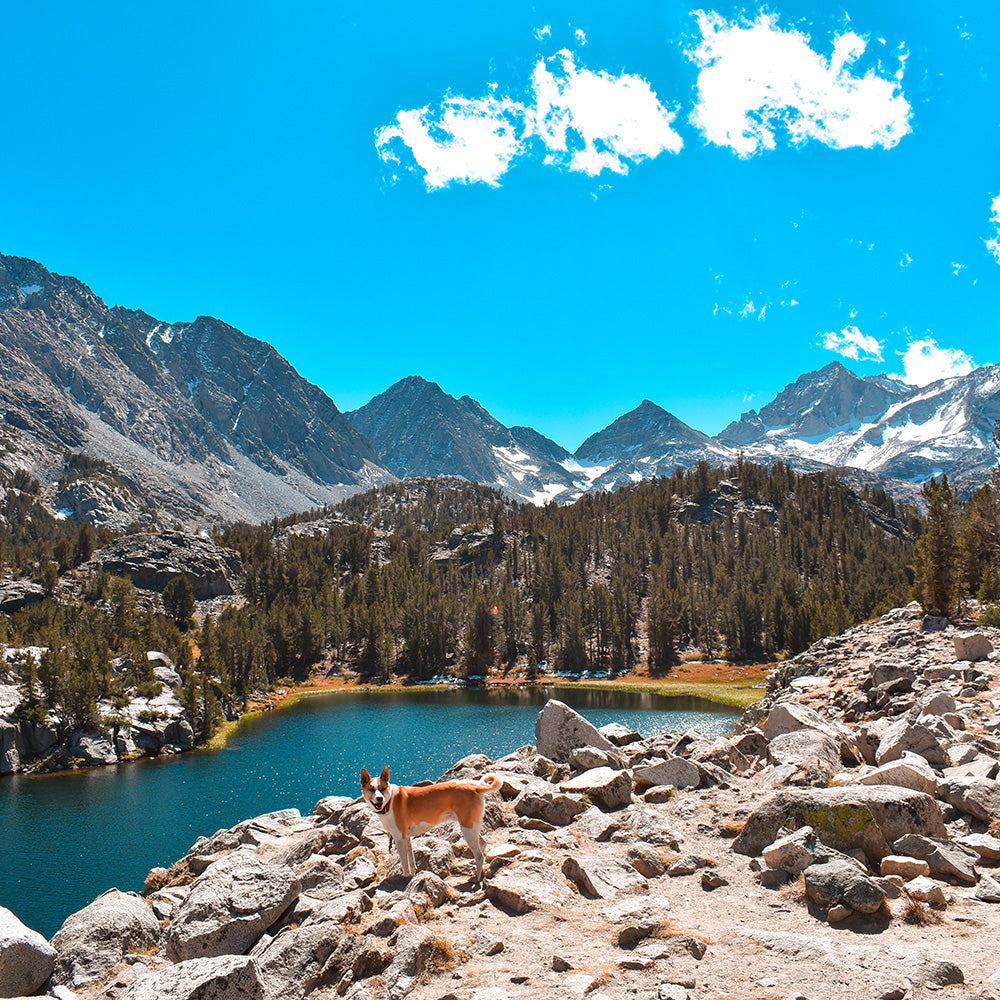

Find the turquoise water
[[0, 686, 736, 938]]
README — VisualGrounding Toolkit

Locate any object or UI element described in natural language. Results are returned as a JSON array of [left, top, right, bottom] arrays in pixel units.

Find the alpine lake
[[0, 685, 738, 938]]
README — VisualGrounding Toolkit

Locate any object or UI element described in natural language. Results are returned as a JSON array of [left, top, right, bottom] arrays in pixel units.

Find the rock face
[[93, 531, 244, 599], [0, 254, 393, 529], [0, 904, 56, 997], [50, 889, 160, 987], [0, 579, 45, 614], [346, 375, 581, 506]]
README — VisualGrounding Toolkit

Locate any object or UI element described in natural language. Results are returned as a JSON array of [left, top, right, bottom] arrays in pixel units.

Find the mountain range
[[0, 252, 997, 527]]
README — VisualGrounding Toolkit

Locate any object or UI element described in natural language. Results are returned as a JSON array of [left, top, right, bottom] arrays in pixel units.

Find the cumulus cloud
[[899, 338, 975, 386], [822, 325, 884, 362], [688, 11, 911, 156], [375, 50, 682, 189], [374, 95, 524, 190], [531, 51, 683, 176]]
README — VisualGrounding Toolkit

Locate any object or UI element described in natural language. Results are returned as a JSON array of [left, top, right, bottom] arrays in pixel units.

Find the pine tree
[[913, 476, 961, 617]]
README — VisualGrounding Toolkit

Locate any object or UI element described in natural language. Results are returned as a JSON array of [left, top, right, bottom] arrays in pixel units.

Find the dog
[[360, 765, 502, 881]]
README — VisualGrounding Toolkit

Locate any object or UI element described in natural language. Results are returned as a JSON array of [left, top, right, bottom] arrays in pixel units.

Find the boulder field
[[4, 602, 1000, 999]]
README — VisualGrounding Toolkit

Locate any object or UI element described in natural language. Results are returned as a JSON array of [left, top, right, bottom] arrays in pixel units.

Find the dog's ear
[[380, 765, 390, 783], [360, 768, 371, 786]]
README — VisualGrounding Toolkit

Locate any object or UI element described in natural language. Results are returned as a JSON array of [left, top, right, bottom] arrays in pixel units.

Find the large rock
[[761, 703, 853, 754], [892, 834, 979, 885], [762, 828, 816, 876], [857, 754, 937, 796], [732, 785, 945, 863], [803, 858, 886, 914], [252, 922, 339, 1000], [534, 700, 616, 763], [93, 530, 243, 599], [875, 719, 948, 768], [767, 730, 841, 781], [954, 633, 993, 661], [937, 777, 1000, 822], [561, 856, 648, 899], [514, 790, 587, 827], [123, 954, 266, 1000], [633, 757, 701, 791], [50, 889, 160, 987], [485, 861, 574, 914], [164, 852, 301, 961], [21, 718, 59, 756], [559, 767, 631, 811], [67, 728, 119, 766], [0, 904, 56, 997]]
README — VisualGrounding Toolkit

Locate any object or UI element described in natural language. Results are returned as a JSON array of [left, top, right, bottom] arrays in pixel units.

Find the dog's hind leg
[[461, 823, 485, 881]]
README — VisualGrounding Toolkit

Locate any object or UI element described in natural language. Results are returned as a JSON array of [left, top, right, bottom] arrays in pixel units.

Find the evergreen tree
[[162, 575, 196, 628], [913, 476, 961, 617]]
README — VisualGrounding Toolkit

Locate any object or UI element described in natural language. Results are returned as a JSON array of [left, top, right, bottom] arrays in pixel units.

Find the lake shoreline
[[3, 666, 765, 777], [207, 671, 764, 753]]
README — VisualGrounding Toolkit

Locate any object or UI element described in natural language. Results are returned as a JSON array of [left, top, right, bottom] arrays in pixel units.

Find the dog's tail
[[477, 773, 502, 793]]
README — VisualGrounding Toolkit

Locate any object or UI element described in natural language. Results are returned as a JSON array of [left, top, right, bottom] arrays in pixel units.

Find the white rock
[[881, 855, 931, 879], [0, 904, 56, 997], [905, 875, 946, 906]]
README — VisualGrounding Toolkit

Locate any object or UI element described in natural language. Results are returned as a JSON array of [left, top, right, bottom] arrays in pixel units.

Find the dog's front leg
[[403, 836, 416, 877], [390, 834, 410, 875]]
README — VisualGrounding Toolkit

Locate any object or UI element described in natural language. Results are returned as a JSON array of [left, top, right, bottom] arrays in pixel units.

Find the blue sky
[[2, 2, 998, 450]]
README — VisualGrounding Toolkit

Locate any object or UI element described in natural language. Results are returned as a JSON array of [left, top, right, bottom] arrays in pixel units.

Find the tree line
[[1, 459, 933, 740]]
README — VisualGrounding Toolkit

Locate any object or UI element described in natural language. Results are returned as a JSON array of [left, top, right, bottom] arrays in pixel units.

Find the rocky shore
[[3, 602, 1000, 999], [0, 650, 195, 775]]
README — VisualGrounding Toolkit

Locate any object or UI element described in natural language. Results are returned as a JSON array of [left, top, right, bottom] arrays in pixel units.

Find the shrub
[[978, 604, 1000, 628], [12, 699, 47, 724], [902, 897, 942, 925]]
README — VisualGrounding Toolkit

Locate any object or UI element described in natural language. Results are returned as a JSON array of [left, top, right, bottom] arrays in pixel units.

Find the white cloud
[[574, 28, 588, 45], [900, 252, 913, 267], [530, 50, 683, 176], [376, 50, 682, 189], [688, 11, 911, 156], [535, 25, 552, 41], [822, 325, 884, 362], [899, 338, 975, 386], [987, 193, 1000, 263], [374, 95, 524, 190]]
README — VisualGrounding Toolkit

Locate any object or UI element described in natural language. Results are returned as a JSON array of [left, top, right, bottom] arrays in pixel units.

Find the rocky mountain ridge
[[2, 252, 997, 524], [5, 605, 1000, 998], [0, 254, 393, 529], [346, 362, 1000, 508]]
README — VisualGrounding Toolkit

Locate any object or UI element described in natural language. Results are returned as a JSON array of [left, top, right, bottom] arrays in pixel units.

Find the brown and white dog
[[360, 765, 502, 881]]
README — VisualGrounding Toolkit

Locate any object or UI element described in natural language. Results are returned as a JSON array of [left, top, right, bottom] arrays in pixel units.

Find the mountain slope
[[575, 399, 734, 492], [346, 376, 591, 504], [717, 360, 1000, 493], [0, 255, 392, 526]]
